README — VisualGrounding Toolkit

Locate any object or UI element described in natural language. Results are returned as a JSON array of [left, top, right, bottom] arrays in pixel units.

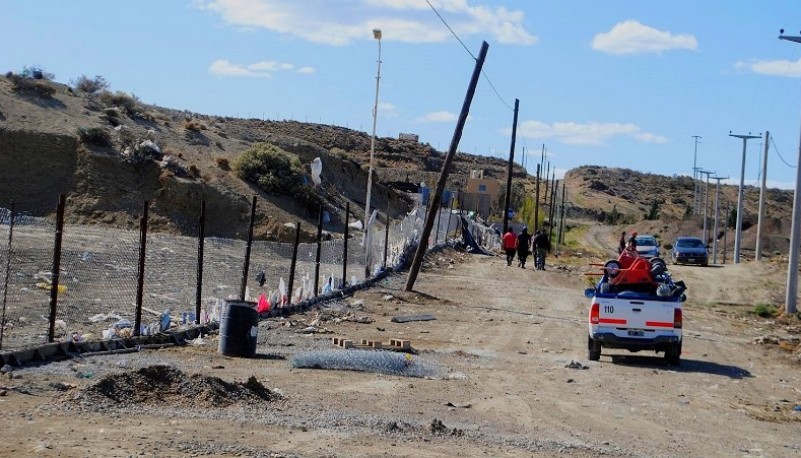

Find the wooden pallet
[[332, 337, 412, 351]]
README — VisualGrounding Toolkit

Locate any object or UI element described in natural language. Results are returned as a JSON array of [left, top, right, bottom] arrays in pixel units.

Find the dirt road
[[1, 248, 800, 457]]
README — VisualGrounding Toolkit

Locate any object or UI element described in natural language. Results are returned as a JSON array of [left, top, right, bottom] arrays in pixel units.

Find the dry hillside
[[0, 72, 795, 252]]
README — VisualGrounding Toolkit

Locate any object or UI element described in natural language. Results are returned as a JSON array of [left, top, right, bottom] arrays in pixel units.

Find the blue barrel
[[420, 186, 430, 205], [218, 300, 259, 357]]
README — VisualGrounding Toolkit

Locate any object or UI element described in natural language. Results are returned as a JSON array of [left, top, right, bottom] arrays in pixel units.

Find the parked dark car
[[671, 237, 708, 266]]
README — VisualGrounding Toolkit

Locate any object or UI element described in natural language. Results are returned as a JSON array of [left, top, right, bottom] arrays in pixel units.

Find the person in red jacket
[[502, 227, 517, 266]]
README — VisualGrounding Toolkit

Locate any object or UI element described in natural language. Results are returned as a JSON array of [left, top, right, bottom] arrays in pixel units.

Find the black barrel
[[218, 300, 259, 357]]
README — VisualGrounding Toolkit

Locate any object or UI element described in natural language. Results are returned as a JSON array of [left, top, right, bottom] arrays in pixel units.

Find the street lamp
[[780, 30, 801, 314], [363, 28, 382, 276], [729, 132, 761, 264]]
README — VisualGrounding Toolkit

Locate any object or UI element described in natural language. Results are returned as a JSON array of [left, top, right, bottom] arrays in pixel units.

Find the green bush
[[752, 303, 778, 318], [234, 143, 303, 194], [78, 126, 113, 147], [234, 143, 323, 213]]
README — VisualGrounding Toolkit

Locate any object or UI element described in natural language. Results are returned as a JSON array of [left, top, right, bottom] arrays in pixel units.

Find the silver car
[[634, 235, 660, 259]]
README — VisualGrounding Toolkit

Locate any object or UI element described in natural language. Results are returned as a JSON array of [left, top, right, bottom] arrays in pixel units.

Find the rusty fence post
[[134, 200, 149, 337]]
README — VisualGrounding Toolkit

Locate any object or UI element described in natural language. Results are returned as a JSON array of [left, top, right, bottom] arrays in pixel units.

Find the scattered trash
[[391, 314, 436, 323], [0, 364, 12, 374], [566, 360, 589, 370], [444, 401, 471, 408], [383, 294, 394, 301]]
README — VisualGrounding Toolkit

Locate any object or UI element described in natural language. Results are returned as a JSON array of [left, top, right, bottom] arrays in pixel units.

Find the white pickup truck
[[585, 256, 686, 365]]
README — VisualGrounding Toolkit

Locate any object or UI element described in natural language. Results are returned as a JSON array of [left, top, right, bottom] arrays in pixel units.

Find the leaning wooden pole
[[405, 41, 489, 292], [502, 98, 520, 234], [533, 164, 541, 232]]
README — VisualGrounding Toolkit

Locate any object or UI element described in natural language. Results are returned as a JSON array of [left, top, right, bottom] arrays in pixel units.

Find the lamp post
[[780, 30, 801, 314], [729, 132, 761, 264], [363, 28, 382, 277]]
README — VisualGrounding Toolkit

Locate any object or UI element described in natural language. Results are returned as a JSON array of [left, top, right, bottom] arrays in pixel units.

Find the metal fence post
[[134, 200, 149, 337], [195, 200, 206, 324], [240, 195, 257, 301], [383, 207, 390, 271], [314, 205, 323, 297], [287, 222, 301, 306], [47, 195, 66, 343], [342, 202, 349, 288]]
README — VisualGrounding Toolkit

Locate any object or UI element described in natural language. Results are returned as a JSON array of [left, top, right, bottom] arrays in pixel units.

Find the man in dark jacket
[[533, 230, 551, 270], [516, 227, 532, 268]]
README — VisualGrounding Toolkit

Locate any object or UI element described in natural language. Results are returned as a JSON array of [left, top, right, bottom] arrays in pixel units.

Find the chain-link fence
[[0, 197, 468, 352]]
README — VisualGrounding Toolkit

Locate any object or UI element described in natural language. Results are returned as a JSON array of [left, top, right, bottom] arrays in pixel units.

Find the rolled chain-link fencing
[[0, 199, 478, 352]]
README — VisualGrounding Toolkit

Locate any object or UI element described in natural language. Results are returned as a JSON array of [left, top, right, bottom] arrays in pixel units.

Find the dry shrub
[[189, 164, 200, 177], [216, 157, 230, 170], [9, 74, 56, 98], [99, 91, 141, 116], [183, 120, 206, 132], [71, 75, 109, 94], [78, 126, 113, 147]]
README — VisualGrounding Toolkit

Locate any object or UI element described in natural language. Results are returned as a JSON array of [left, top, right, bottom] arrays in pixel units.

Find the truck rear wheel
[[665, 341, 682, 366], [588, 336, 601, 361]]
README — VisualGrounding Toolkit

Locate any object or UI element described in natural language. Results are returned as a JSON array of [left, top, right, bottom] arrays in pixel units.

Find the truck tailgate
[[596, 297, 676, 330]]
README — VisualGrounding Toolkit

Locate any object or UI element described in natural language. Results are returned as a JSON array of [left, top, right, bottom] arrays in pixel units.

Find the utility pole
[[559, 185, 567, 245], [723, 203, 730, 265], [534, 164, 541, 232], [729, 132, 761, 264], [756, 131, 770, 260], [502, 99, 520, 234], [699, 170, 714, 245], [692, 135, 702, 214], [711, 176, 728, 264], [405, 41, 488, 292], [780, 30, 801, 314]]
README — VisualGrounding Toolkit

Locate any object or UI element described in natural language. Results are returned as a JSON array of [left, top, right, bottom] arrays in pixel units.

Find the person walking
[[618, 231, 626, 254], [532, 230, 548, 270], [627, 231, 639, 251], [502, 227, 517, 266], [516, 227, 532, 268]]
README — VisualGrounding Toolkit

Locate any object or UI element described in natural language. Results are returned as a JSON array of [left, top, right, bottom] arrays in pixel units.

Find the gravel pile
[[56, 364, 281, 411]]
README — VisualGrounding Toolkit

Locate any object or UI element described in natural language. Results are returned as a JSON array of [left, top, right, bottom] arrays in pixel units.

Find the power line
[[425, 0, 475, 59], [771, 135, 796, 168], [425, 0, 514, 111]]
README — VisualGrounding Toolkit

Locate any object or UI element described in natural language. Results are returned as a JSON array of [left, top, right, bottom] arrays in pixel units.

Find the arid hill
[[0, 73, 794, 252]]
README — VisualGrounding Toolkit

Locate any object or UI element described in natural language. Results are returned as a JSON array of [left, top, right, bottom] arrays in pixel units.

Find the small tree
[[645, 199, 661, 220]]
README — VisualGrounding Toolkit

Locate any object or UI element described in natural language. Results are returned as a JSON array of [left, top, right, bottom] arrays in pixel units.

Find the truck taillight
[[590, 303, 600, 324], [674, 308, 682, 329]]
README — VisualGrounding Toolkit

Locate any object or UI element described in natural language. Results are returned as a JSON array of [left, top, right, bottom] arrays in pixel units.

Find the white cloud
[[592, 20, 697, 55], [378, 102, 397, 116], [415, 110, 458, 123], [195, 0, 536, 45], [516, 120, 668, 146], [209, 59, 314, 77], [734, 58, 801, 77]]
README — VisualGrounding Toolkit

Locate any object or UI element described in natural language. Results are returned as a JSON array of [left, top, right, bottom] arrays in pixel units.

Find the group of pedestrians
[[502, 226, 550, 270]]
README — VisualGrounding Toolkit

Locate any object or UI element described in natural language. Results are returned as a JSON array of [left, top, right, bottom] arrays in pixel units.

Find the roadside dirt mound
[[60, 365, 280, 410]]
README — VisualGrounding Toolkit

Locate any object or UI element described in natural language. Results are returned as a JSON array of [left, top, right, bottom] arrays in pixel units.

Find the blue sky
[[3, 0, 801, 188]]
